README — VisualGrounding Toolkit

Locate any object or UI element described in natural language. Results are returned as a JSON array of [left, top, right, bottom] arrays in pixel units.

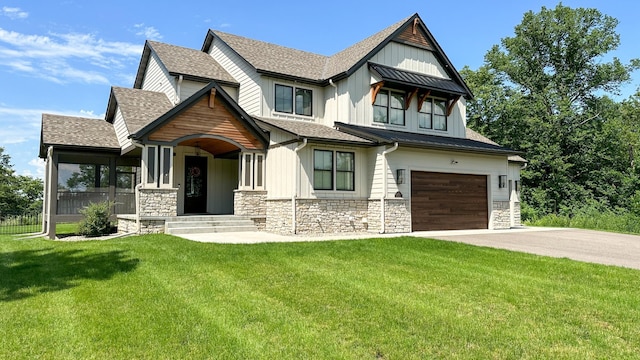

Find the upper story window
[[373, 89, 404, 126], [275, 84, 312, 116], [418, 98, 447, 131]]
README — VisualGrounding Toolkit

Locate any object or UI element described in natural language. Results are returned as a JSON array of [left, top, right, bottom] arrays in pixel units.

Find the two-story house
[[39, 13, 525, 239]]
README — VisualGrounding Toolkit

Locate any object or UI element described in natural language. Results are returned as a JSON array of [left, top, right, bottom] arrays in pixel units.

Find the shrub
[[77, 201, 114, 237]]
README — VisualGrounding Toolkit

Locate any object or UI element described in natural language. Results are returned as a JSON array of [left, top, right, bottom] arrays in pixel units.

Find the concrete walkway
[[178, 227, 640, 270]]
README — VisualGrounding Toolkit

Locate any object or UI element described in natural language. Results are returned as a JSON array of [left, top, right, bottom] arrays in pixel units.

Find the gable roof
[[133, 40, 238, 89], [105, 87, 174, 134], [465, 128, 527, 163], [202, 13, 472, 97], [131, 82, 268, 149], [334, 122, 519, 156], [40, 114, 119, 157], [254, 117, 373, 146]]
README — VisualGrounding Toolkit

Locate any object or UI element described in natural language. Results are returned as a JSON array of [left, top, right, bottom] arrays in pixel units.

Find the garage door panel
[[411, 171, 488, 231]]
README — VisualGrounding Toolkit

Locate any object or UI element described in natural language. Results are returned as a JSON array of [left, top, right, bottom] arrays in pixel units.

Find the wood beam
[[371, 81, 385, 105], [208, 88, 217, 108], [447, 95, 461, 116], [405, 88, 418, 110], [417, 90, 431, 112], [413, 18, 419, 35]]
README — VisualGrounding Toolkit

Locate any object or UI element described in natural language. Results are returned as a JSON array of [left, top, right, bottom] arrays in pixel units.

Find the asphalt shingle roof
[[254, 117, 373, 145], [147, 41, 238, 84], [111, 87, 174, 134], [41, 114, 119, 152], [465, 128, 527, 162]]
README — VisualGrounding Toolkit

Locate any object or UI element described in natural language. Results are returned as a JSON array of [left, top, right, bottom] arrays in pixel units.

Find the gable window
[[419, 98, 447, 131], [275, 84, 312, 116], [373, 89, 404, 125], [314, 150, 355, 191]]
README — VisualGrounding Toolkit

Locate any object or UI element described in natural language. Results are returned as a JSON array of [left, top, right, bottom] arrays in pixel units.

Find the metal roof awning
[[369, 62, 469, 98]]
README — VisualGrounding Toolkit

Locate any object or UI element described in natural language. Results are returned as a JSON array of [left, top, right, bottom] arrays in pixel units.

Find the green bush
[[77, 202, 114, 237]]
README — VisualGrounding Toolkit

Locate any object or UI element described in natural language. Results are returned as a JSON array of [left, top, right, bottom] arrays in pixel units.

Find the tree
[[464, 4, 639, 215], [0, 147, 43, 217]]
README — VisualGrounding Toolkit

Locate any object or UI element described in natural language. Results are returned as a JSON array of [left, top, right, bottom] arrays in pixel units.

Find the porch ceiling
[[179, 137, 239, 156]]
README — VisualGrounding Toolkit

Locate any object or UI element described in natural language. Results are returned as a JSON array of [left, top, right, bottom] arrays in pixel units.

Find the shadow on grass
[[0, 248, 139, 302]]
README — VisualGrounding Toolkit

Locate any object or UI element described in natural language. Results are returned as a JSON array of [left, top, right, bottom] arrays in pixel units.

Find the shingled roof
[[465, 128, 527, 163], [134, 41, 238, 89], [106, 87, 174, 135], [40, 114, 119, 157], [254, 117, 373, 145]]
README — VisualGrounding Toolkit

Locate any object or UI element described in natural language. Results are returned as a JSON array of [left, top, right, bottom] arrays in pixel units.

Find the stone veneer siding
[[266, 199, 292, 234], [491, 201, 511, 229], [383, 199, 411, 233], [234, 190, 267, 230], [138, 188, 178, 217], [295, 199, 370, 234], [511, 200, 521, 227]]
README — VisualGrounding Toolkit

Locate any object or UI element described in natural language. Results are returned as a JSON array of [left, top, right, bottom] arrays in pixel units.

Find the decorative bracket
[[417, 90, 431, 112], [405, 88, 419, 110], [371, 81, 385, 104], [209, 88, 217, 108], [446, 95, 461, 116]]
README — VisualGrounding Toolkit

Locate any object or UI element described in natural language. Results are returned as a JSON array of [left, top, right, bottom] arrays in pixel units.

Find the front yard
[[1, 234, 638, 359]]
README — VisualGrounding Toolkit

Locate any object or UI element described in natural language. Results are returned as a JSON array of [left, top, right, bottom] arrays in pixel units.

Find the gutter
[[292, 138, 308, 234], [380, 142, 399, 233]]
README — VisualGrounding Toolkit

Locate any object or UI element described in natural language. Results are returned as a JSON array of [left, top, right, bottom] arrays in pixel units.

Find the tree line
[[0, 147, 43, 217]]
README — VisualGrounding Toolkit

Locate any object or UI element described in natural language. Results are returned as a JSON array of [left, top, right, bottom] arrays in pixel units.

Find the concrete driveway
[[429, 228, 640, 270]]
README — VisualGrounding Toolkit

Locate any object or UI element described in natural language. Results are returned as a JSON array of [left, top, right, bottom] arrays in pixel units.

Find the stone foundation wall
[[491, 201, 511, 229], [383, 199, 411, 233], [511, 200, 521, 227], [117, 216, 136, 234], [138, 188, 177, 217], [234, 190, 267, 229], [116, 215, 166, 234], [266, 199, 292, 234], [367, 200, 382, 233], [295, 199, 369, 234]]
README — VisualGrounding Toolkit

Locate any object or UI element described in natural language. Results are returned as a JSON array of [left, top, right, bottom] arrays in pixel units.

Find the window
[[239, 153, 265, 190], [419, 98, 447, 131], [373, 90, 405, 125], [336, 152, 354, 191], [313, 150, 333, 190], [146, 146, 156, 184], [161, 147, 172, 186], [275, 84, 312, 116], [255, 154, 264, 188], [314, 150, 355, 191]]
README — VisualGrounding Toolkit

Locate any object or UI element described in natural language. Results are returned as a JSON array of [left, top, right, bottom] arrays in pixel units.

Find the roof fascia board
[[167, 72, 239, 87], [257, 70, 324, 86], [201, 30, 259, 73], [133, 41, 151, 89]]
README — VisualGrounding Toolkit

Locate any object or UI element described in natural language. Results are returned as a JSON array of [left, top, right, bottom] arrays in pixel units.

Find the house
[[39, 13, 525, 239]]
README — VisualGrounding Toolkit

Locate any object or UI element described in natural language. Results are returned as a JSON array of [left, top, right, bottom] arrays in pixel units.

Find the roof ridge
[[212, 30, 330, 58]]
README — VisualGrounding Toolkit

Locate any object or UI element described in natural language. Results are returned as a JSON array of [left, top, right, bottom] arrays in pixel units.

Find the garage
[[411, 171, 488, 231]]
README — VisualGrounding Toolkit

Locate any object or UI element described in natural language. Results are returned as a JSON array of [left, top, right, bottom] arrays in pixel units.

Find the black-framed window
[[275, 84, 312, 116], [313, 150, 355, 191], [336, 151, 355, 191], [373, 89, 404, 125], [313, 150, 333, 190], [419, 98, 447, 131]]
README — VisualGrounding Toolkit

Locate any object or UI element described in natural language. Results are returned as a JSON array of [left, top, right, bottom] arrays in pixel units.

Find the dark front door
[[184, 156, 207, 214]]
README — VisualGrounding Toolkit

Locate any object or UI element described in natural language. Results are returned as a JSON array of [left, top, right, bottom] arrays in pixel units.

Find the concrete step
[[165, 220, 255, 228], [164, 215, 257, 235], [164, 215, 250, 222], [166, 225, 257, 235]]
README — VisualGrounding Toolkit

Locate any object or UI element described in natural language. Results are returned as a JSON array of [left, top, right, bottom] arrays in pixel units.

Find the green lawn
[[1, 234, 639, 359]]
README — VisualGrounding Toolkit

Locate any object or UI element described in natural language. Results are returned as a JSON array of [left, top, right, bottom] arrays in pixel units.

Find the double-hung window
[[419, 98, 447, 131], [275, 84, 312, 116], [373, 89, 405, 126], [313, 150, 355, 191]]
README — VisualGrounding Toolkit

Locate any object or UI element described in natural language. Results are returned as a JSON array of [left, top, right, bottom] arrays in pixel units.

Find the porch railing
[[56, 191, 136, 215]]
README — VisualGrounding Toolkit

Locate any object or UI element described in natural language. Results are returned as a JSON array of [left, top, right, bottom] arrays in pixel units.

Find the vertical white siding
[[370, 42, 449, 77], [209, 38, 261, 115], [113, 107, 132, 150], [179, 80, 206, 102], [264, 129, 297, 199], [141, 52, 177, 102], [261, 77, 325, 122]]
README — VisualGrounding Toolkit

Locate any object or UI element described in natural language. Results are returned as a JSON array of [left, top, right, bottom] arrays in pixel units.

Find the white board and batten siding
[[264, 129, 297, 199], [261, 77, 325, 122], [382, 148, 510, 202], [141, 52, 177, 103], [336, 41, 466, 139], [208, 38, 261, 115]]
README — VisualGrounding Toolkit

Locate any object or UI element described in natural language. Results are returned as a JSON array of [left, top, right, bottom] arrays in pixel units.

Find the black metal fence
[[0, 212, 43, 235]]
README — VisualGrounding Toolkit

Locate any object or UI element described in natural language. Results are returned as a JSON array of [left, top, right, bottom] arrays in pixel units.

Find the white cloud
[[1, 6, 28, 20], [134, 23, 162, 40], [0, 28, 142, 84], [218, 23, 231, 28], [25, 158, 45, 179]]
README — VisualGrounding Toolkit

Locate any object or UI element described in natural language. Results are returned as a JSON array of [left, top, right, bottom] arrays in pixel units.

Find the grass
[[1, 234, 639, 359], [526, 211, 640, 235]]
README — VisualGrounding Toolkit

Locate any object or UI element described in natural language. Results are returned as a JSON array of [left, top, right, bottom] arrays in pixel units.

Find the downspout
[[175, 75, 183, 104], [380, 142, 399, 233], [329, 79, 338, 123], [42, 146, 53, 237], [292, 138, 308, 234], [132, 141, 145, 233]]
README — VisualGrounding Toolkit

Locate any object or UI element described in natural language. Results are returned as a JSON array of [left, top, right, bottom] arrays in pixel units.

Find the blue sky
[[1, 0, 639, 178]]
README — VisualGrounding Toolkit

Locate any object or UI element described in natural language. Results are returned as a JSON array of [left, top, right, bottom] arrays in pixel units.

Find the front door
[[184, 156, 207, 214]]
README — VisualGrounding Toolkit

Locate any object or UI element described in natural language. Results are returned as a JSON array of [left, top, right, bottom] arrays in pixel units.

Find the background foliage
[[0, 147, 43, 217]]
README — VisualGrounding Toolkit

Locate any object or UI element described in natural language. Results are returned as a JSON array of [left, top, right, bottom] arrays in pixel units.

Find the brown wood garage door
[[411, 171, 488, 231]]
